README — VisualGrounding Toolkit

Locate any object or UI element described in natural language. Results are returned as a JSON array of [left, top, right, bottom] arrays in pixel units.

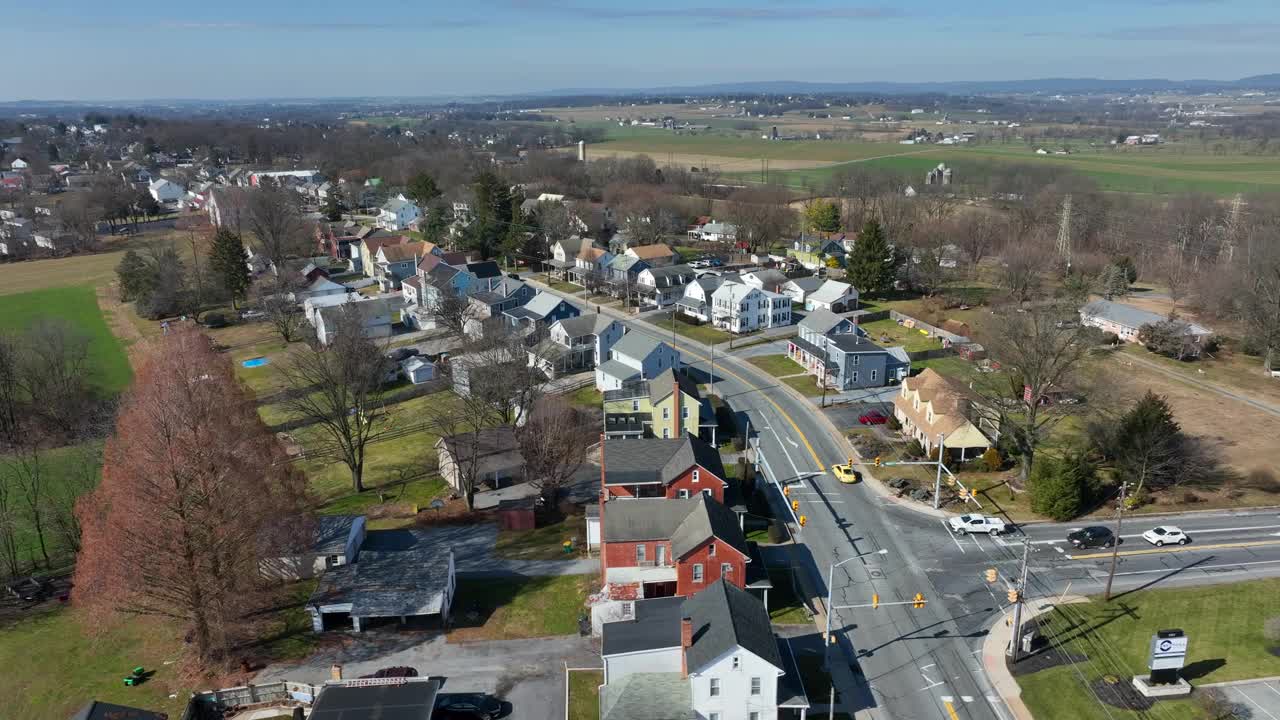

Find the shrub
[[1029, 452, 1097, 521], [886, 414, 901, 431], [981, 448, 1003, 472], [732, 435, 746, 452], [1179, 490, 1202, 504], [767, 520, 787, 544], [1264, 617, 1280, 642], [905, 440, 926, 459], [203, 311, 228, 328]]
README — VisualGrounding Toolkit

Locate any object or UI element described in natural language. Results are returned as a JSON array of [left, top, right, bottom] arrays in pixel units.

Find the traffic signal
[[798, 515, 807, 527], [847, 456, 853, 468], [874, 456, 882, 467], [791, 500, 800, 512], [1007, 589, 1020, 604], [958, 488, 970, 500], [946, 476, 956, 487], [783, 486, 790, 497], [872, 593, 879, 609], [985, 568, 998, 583], [913, 593, 926, 609]]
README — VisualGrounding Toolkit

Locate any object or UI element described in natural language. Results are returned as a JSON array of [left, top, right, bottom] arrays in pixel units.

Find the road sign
[[1148, 629, 1188, 671]]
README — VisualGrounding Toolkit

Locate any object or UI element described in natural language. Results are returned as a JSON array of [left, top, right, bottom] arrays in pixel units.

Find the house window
[[851, 371, 858, 383], [662, 407, 670, 420], [732, 656, 740, 669], [703, 488, 712, 498], [678, 489, 690, 499], [708, 542, 716, 557], [621, 601, 634, 619], [636, 545, 646, 564], [681, 406, 689, 419], [325, 554, 341, 569], [751, 678, 762, 695], [871, 369, 878, 382], [693, 564, 704, 582], [692, 469, 700, 483], [709, 678, 720, 697], [662, 428, 670, 439], [750, 712, 760, 720], [632, 399, 639, 412], [710, 714, 720, 720], [722, 562, 732, 576], [852, 354, 860, 366]]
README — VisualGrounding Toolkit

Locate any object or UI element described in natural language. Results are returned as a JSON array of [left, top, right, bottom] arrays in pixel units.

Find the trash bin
[[1021, 631, 1038, 654]]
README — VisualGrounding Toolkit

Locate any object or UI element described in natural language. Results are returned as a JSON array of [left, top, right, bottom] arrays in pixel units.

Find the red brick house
[[600, 495, 752, 600], [600, 436, 728, 503]]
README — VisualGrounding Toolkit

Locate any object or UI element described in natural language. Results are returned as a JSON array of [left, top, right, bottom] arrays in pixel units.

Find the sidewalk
[[979, 595, 1090, 720]]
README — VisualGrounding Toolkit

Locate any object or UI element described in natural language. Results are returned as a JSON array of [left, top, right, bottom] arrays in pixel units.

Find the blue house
[[786, 309, 909, 390]]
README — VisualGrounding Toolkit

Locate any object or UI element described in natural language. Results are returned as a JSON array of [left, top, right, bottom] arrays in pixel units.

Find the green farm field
[[0, 285, 132, 393]]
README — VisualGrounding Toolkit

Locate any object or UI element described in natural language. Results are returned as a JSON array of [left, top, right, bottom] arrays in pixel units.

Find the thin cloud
[[1100, 22, 1280, 44], [11, 18, 482, 32], [501, 1, 903, 22]]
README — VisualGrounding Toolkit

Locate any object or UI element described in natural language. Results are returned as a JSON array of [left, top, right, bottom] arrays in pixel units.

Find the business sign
[[1148, 630, 1188, 671]]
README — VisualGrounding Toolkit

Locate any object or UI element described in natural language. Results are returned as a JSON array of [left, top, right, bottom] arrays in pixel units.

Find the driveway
[[1214, 678, 1280, 720], [257, 633, 600, 720]]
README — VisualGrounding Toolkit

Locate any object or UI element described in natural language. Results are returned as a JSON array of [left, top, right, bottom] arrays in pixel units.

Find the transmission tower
[[1055, 194, 1073, 271], [1221, 193, 1244, 263]]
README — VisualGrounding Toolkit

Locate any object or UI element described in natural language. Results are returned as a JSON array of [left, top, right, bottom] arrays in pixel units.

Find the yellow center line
[[1069, 539, 1280, 560], [681, 346, 826, 471], [945, 700, 961, 720]]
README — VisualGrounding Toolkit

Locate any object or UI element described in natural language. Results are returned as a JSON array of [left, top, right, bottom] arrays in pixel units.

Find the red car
[[859, 410, 888, 425]]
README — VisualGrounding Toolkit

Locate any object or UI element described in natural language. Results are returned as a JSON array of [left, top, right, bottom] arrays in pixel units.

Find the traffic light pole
[[932, 432, 946, 510], [1008, 540, 1031, 662], [1103, 482, 1129, 601]]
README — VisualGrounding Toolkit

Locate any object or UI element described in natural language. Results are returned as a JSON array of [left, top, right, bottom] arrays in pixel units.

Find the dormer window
[[692, 469, 700, 483]]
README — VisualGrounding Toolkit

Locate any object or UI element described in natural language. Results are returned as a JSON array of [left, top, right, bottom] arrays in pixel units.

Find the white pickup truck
[[948, 514, 1008, 536]]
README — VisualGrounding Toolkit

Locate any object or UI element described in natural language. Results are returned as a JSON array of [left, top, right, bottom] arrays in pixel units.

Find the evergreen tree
[[1029, 451, 1097, 521], [1101, 263, 1129, 299], [321, 186, 345, 222], [466, 171, 513, 259], [421, 205, 449, 243], [845, 219, 899, 297], [1115, 256, 1138, 284], [406, 172, 442, 210], [805, 199, 841, 233], [115, 250, 150, 303], [1110, 391, 1184, 494], [209, 228, 251, 308]]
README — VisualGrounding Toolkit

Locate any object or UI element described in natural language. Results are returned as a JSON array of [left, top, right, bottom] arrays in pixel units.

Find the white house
[[10, 158, 29, 170], [148, 178, 185, 204], [599, 580, 808, 720], [803, 279, 858, 312], [676, 275, 734, 322], [377, 194, 422, 231], [690, 220, 738, 243], [710, 283, 792, 334], [636, 265, 696, 308], [740, 269, 790, 295], [312, 297, 397, 346], [596, 331, 680, 391]]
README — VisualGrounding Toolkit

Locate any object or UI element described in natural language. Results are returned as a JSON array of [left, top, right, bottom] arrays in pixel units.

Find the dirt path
[[95, 284, 145, 355]]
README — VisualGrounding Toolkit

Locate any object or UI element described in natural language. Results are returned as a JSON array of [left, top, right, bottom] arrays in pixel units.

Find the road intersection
[[528, 281, 1280, 719]]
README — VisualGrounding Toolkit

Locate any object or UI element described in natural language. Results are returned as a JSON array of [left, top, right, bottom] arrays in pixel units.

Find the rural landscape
[[5, 4, 1280, 720]]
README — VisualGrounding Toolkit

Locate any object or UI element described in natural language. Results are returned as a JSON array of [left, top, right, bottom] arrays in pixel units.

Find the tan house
[[624, 243, 676, 268], [892, 369, 992, 460]]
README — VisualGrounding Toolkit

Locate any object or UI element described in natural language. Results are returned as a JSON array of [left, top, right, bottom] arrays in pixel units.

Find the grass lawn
[[650, 312, 739, 345], [0, 286, 133, 392], [1017, 578, 1280, 720], [566, 385, 604, 409], [1, 441, 103, 567], [748, 353, 804, 378], [0, 607, 191, 719], [858, 318, 943, 354], [495, 513, 587, 561], [448, 575, 593, 642], [767, 569, 813, 625], [567, 669, 603, 720], [541, 275, 584, 293], [781, 374, 822, 397]]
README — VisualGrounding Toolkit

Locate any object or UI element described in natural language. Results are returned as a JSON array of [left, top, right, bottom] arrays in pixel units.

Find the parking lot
[[1215, 678, 1280, 719]]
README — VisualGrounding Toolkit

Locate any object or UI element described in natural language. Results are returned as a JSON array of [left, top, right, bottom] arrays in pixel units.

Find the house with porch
[[571, 244, 615, 287], [636, 264, 697, 309], [376, 194, 422, 231], [599, 580, 809, 720], [596, 331, 681, 391], [675, 274, 739, 322], [710, 283, 792, 333], [463, 277, 537, 338], [603, 370, 718, 443], [786, 309, 909, 391], [503, 291, 581, 339], [892, 368, 993, 460], [547, 236, 593, 280], [374, 241, 438, 291], [532, 314, 626, 377]]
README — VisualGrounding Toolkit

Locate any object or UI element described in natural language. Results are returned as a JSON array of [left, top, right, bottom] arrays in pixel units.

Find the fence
[[887, 310, 971, 345], [183, 680, 323, 719]]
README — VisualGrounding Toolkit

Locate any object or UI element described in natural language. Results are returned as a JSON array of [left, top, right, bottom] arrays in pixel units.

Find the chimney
[[680, 617, 693, 677], [578, 140, 587, 163], [330, 664, 343, 682]]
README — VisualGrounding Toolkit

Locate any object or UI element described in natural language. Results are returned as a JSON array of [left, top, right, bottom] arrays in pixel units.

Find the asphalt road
[[530, 283, 1280, 720]]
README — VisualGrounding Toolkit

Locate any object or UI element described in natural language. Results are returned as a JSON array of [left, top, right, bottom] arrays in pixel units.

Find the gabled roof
[[808, 280, 857, 305], [70, 701, 168, 720], [554, 313, 616, 338], [670, 493, 748, 558], [518, 291, 576, 320], [743, 268, 788, 290], [609, 254, 644, 271], [363, 234, 411, 255], [681, 579, 783, 672], [626, 243, 675, 260], [1081, 299, 1212, 335], [602, 435, 725, 487], [313, 515, 360, 555], [555, 236, 591, 256], [611, 331, 666, 360], [647, 369, 700, 405], [465, 260, 502, 279], [310, 679, 440, 720], [643, 264, 695, 285], [798, 307, 849, 335], [711, 282, 759, 304], [378, 241, 434, 263], [785, 276, 825, 294], [895, 368, 986, 438], [603, 495, 746, 560], [380, 195, 418, 213], [600, 673, 692, 720]]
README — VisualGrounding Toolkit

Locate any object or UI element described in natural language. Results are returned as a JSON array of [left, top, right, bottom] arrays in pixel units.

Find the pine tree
[[1029, 451, 1097, 521], [406, 171, 442, 209], [321, 186, 344, 222], [845, 219, 899, 297], [115, 249, 150, 302], [209, 228, 251, 309], [1102, 263, 1129, 299], [1111, 391, 1184, 494]]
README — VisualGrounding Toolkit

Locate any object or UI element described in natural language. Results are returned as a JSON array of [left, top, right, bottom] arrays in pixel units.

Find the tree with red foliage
[[73, 328, 310, 670]]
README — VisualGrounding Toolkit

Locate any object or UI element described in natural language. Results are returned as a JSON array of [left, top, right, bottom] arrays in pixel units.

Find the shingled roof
[[681, 579, 783, 672], [602, 495, 748, 560], [602, 435, 725, 487]]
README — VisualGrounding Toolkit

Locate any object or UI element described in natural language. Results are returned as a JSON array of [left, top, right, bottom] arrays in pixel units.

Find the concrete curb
[[979, 595, 1091, 720], [1013, 504, 1280, 527], [1200, 675, 1280, 688]]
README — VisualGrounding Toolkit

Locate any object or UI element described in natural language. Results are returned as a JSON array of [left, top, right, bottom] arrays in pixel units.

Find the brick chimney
[[680, 617, 693, 677], [330, 664, 343, 682]]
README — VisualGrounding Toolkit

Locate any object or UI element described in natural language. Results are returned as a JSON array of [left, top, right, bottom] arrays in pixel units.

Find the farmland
[[0, 285, 133, 392]]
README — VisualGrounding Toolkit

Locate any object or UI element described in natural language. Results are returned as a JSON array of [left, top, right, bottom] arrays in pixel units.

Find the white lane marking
[[961, 695, 974, 702], [1238, 688, 1280, 720], [940, 695, 953, 702], [785, 436, 799, 448], [1053, 546, 1065, 554], [941, 520, 966, 554], [1114, 558, 1280, 576], [1267, 681, 1280, 700]]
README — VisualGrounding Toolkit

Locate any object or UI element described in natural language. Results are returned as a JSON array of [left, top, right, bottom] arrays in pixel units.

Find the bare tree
[[0, 467, 19, 577], [46, 442, 101, 556], [246, 178, 307, 273], [954, 213, 1001, 272], [1243, 230, 1280, 371], [0, 334, 20, 446], [970, 304, 1091, 481], [3, 442, 50, 567], [424, 277, 480, 337], [277, 306, 395, 493], [18, 320, 94, 438], [517, 396, 594, 507], [723, 186, 796, 254], [998, 240, 1045, 307], [259, 276, 309, 343]]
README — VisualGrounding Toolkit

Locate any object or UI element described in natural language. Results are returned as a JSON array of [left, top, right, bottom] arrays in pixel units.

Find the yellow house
[[891, 368, 992, 460], [602, 369, 717, 443]]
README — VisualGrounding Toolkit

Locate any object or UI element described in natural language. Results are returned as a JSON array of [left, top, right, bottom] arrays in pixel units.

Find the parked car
[[435, 694, 503, 720], [1141, 526, 1189, 547], [948, 514, 1007, 536], [859, 410, 888, 425], [1067, 526, 1115, 549]]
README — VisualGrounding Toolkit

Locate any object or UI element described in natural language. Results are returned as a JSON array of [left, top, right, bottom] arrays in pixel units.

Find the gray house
[[787, 309, 909, 390]]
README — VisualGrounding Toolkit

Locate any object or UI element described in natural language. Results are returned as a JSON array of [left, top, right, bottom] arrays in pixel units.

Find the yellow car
[[832, 462, 860, 484]]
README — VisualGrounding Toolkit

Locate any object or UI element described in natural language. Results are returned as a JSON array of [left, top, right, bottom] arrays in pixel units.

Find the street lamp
[[824, 548, 889, 643]]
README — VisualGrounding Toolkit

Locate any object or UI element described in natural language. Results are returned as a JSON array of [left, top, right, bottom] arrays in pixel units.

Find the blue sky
[[2, 0, 1277, 100]]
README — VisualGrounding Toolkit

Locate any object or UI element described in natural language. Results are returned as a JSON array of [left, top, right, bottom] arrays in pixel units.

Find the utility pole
[[932, 433, 946, 509], [1008, 540, 1031, 661], [709, 339, 716, 395], [1055, 194, 1073, 272], [1104, 482, 1130, 601]]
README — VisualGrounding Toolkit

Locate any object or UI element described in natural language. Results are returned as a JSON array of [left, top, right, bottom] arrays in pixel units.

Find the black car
[[435, 694, 503, 720], [1067, 526, 1115, 549]]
